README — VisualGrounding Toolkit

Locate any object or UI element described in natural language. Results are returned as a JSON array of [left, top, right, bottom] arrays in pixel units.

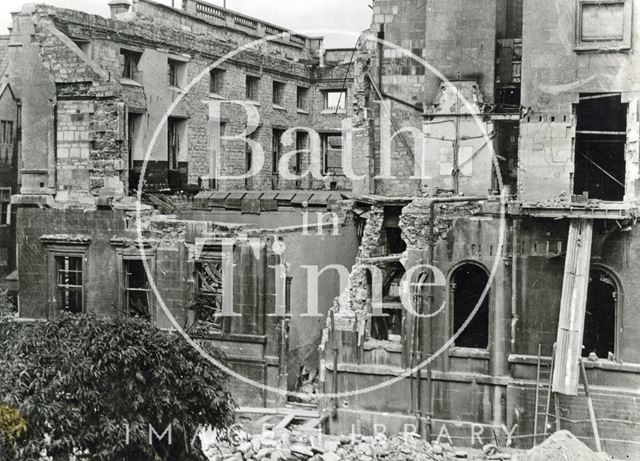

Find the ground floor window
[[56, 255, 83, 314], [583, 268, 617, 359], [451, 263, 490, 349], [124, 259, 152, 320]]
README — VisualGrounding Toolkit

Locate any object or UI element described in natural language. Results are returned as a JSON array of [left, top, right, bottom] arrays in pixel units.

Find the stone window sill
[[297, 108, 310, 115], [120, 78, 143, 87], [247, 100, 261, 107], [273, 104, 287, 111], [449, 347, 490, 359], [208, 93, 225, 100], [322, 109, 346, 115]]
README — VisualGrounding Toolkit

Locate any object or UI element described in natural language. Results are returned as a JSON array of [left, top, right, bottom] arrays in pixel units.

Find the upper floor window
[[273, 81, 285, 106], [321, 133, 343, 175], [451, 263, 490, 349], [297, 86, 309, 110], [0, 188, 10, 226], [246, 75, 260, 101], [120, 49, 142, 81], [576, 0, 632, 50], [0, 121, 13, 165], [210, 68, 225, 95], [168, 59, 186, 88], [323, 90, 346, 111]]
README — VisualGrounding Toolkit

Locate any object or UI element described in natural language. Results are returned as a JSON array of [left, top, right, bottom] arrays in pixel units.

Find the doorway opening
[[582, 268, 617, 360]]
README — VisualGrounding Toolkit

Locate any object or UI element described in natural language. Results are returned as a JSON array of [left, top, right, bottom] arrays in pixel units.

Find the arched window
[[451, 263, 490, 349], [583, 268, 618, 359]]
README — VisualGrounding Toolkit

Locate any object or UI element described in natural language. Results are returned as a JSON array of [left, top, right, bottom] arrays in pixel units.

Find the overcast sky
[[0, 0, 372, 47]]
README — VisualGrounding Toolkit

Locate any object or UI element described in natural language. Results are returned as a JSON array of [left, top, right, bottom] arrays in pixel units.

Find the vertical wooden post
[[580, 359, 602, 452]]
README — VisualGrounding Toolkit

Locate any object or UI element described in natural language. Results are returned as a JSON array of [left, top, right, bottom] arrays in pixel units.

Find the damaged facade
[[1, 0, 360, 406], [3, 0, 640, 458], [321, 0, 640, 459]]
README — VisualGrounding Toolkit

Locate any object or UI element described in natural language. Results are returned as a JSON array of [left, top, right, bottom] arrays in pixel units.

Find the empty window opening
[[582, 268, 617, 360], [0, 188, 10, 226], [297, 86, 309, 110], [371, 264, 404, 342], [56, 255, 83, 314], [246, 75, 260, 100], [323, 90, 346, 111], [451, 263, 490, 349], [273, 81, 285, 105], [168, 59, 186, 88], [321, 133, 343, 176], [574, 93, 627, 201], [245, 130, 257, 189], [493, 121, 519, 193], [195, 260, 225, 331], [121, 49, 141, 81], [124, 259, 151, 320], [127, 113, 143, 190], [209, 68, 225, 94], [272, 129, 284, 175], [72, 39, 91, 55]]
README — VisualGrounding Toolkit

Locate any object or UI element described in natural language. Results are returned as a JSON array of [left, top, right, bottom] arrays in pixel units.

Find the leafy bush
[[0, 289, 15, 319], [0, 314, 236, 460]]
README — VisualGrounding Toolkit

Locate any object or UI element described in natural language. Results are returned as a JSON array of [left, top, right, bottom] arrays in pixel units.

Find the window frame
[[54, 255, 84, 315], [42, 237, 90, 319], [123, 258, 154, 322], [246, 75, 260, 101], [195, 258, 230, 333], [209, 68, 225, 95], [120, 48, 142, 81], [272, 128, 285, 175], [0, 187, 10, 227], [320, 132, 343, 176], [448, 261, 492, 353], [272, 80, 286, 106], [575, 0, 632, 51], [297, 86, 309, 111], [323, 89, 347, 112]]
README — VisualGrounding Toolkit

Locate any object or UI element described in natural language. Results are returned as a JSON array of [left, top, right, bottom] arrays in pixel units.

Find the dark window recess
[[121, 49, 141, 80], [493, 121, 519, 193], [295, 131, 307, 181], [272, 129, 284, 175], [0, 188, 10, 225], [124, 259, 151, 320], [168, 59, 180, 87], [0, 120, 14, 163], [245, 131, 256, 189], [246, 75, 260, 100], [385, 227, 406, 254], [583, 269, 617, 360], [297, 86, 309, 109], [196, 261, 225, 331], [56, 255, 83, 314], [371, 265, 404, 342], [321, 133, 343, 175], [210, 69, 225, 94], [273, 81, 285, 105], [127, 113, 142, 191], [574, 93, 627, 201], [451, 264, 490, 349]]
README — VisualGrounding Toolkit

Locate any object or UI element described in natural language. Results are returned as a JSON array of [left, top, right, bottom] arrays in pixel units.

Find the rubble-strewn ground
[[200, 427, 615, 461]]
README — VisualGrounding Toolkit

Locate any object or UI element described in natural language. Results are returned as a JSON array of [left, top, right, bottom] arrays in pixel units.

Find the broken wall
[[519, 0, 640, 202]]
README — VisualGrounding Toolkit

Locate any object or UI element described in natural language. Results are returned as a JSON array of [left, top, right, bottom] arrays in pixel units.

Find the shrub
[[0, 314, 236, 460], [0, 289, 15, 319]]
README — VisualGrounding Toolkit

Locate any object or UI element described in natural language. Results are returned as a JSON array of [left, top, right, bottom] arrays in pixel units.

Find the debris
[[513, 430, 600, 461]]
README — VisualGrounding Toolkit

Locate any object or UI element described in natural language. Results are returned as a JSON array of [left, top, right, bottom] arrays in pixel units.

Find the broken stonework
[[399, 198, 483, 250]]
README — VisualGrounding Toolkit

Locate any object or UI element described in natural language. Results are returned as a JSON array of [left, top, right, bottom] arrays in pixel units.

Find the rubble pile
[[512, 430, 605, 461], [200, 428, 517, 461]]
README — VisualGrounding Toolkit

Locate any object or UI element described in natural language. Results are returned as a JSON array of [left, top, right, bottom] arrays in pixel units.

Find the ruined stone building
[[321, 0, 640, 458], [3, 0, 640, 457], [0, 0, 360, 406]]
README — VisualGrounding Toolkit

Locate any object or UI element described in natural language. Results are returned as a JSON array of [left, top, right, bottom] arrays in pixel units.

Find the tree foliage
[[0, 314, 236, 460]]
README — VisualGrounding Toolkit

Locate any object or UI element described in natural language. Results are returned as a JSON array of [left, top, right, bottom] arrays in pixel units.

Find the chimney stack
[[108, 0, 131, 18]]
